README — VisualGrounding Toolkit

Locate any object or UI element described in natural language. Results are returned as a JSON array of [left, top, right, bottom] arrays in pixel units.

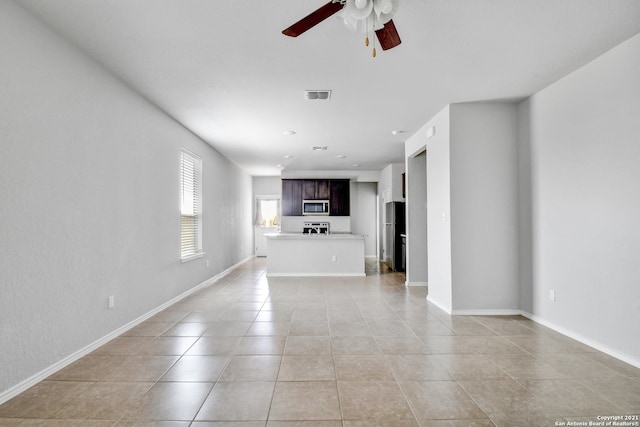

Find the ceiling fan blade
[[375, 19, 401, 50], [282, 1, 345, 37]]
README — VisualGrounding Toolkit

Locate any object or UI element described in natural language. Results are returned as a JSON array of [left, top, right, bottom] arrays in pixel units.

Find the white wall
[[408, 32, 640, 364], [449, 103, 520, 311], [253, 176, 281, 196], [351, 182, 378, 257], [0, 1, 253, 397], [408, 103, 520, 312], [406, 152, 427, 285], [517, 101, 534, 313], [408, 108, 453, 310], [520, 33, 640, 363]]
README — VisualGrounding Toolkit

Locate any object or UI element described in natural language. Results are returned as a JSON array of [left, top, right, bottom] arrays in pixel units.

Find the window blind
[[180, 149, 202, 260]]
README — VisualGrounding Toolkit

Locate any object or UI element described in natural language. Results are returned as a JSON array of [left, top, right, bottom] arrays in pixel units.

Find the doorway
[[254, 195, 280, 256]]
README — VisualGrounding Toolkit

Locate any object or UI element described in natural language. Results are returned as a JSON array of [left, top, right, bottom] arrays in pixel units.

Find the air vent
[[305, 90, 331, 100], [312, 146, 328, 151]]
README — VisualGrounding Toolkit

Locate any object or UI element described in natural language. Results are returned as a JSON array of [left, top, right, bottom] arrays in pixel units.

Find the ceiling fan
[[282, 0, 401, 55]]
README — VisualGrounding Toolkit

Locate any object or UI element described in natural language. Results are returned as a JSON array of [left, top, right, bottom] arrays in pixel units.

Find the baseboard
[[405, 281, 428, 287], [520, 311, 640, 369], [426, 295, 452, 314], [451, 309, 523, 316], [431, 306, 640, 369], [0, 257, 253, 405], [236, 255, 255, 267], [266, 273, 366, 277]]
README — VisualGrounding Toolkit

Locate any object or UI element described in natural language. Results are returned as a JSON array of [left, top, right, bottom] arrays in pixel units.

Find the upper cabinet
[[380, 163, 406, 203], [329, 179, 350, 216], [302, 179, 330, 200], [282, 179, 349, 216], [282, 179, 303, 216]]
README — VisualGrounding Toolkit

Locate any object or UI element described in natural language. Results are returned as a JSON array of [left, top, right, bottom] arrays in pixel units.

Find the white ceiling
[[17, 0, 640, 176]]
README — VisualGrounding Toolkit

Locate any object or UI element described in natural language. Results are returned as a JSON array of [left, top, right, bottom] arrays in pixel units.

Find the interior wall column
[[406, 150, 428, 286]]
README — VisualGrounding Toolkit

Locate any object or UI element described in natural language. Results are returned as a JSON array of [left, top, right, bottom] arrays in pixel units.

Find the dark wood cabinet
[[329, 179, 350, 216], [317, 180, 330, 199], [283, 178, 349, 216], [302, 180, 315, 200], [282, 179, 303, 216], [303, 179, 330, 200]]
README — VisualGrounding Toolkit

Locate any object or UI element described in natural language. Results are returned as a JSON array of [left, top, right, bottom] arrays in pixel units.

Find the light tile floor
[[1, 257, 639, 426]]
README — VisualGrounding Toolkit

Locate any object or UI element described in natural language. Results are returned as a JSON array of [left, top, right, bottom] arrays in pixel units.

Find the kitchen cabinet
[[283, 178, 349, 216], [302, 179, 330, 200], [282, 179, 303, 216], [330, 179, 350, 216]]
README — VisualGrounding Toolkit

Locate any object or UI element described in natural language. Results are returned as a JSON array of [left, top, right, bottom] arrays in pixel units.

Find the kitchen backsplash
[[281, 216, 351, 233]]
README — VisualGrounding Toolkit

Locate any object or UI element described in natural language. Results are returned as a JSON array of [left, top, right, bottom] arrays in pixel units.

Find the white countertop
[[265, 232, 364, 240]]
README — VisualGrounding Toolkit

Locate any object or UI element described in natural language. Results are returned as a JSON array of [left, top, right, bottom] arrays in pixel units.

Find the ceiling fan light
[[339, 11, 359, 31], [355, 0, 368, 9], [373, 0, 398, 23], [344, 0, 373, 20], [374, 0, 392, 15]]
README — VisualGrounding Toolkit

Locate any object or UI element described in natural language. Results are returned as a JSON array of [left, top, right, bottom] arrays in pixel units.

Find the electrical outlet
[[108, 295, 115, 309], [332, 255, 337, 262], [549, 290, 556, 302], [206, 259, 210, 268]]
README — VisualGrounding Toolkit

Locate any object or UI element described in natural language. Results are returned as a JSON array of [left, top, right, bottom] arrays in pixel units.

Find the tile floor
[[1, 257, 639, 426]]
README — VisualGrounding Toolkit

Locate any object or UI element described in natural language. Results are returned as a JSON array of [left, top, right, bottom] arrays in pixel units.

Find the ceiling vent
[[305, 90, 331, 100], [312, 146, 328, 151]]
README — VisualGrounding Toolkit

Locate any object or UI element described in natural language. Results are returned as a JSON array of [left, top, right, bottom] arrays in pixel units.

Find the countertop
[[265, 232, 365, 240]]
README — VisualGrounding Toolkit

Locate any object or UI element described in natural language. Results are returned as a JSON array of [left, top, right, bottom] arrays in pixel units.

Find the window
[[180, 149, 203, 261], [255, 197, 280, 228]]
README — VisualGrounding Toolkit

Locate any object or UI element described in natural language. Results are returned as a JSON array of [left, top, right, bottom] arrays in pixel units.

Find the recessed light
[[284, 155, 294, 159], [336, 155, 346, 159], [391, 130, 406, 136], [283, 130, 296, 136]]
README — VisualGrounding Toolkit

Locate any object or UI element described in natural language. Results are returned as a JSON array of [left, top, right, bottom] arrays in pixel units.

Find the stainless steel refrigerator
[[385, 202, 405, 271]]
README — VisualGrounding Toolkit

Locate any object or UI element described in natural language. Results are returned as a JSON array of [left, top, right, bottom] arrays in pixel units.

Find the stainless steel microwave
[[302, 199, 330, 215]]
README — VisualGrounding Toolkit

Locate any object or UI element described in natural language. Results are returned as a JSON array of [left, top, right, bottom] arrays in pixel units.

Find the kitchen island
[[265, 233, 365, 277]]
